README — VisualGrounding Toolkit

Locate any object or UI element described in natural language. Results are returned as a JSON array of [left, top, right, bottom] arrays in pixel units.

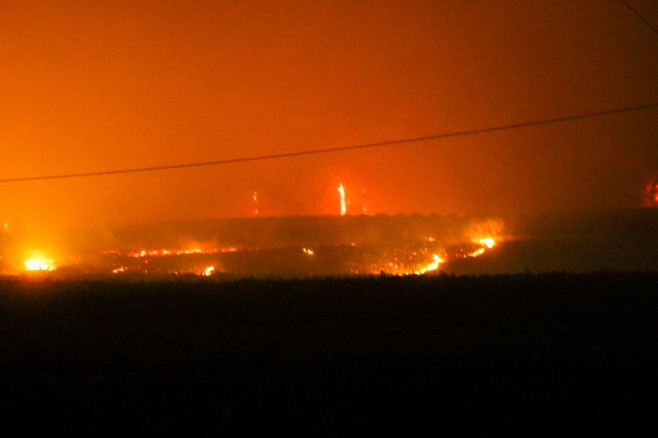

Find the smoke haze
[[1, 0, 657, 228]]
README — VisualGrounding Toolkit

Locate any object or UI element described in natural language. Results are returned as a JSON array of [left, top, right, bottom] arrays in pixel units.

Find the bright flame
[[203, 266, 215, 276], [455, 240, 498, 259], [338, 184, 346, 216], [303, 248, 314, 255], [418, 254, 443, 274], [479, 238, 495, 248], [24, 259, 55, 271]]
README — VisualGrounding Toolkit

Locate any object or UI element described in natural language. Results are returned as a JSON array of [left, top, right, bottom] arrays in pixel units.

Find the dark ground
[[1, 272, 657, 435]]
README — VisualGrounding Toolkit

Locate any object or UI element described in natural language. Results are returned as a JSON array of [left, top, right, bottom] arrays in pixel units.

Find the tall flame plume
[[338, 184, 346, 216]]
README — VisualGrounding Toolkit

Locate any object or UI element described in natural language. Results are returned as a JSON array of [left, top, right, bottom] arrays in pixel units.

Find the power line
[[2, 101, 657, 184], [620, 0, 658, 36]]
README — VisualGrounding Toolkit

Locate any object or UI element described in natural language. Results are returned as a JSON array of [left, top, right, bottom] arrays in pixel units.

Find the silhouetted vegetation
[[1, 272, 657, 434]]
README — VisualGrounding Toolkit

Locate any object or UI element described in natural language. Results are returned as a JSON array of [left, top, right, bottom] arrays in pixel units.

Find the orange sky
[[1, 0, 657, 228]]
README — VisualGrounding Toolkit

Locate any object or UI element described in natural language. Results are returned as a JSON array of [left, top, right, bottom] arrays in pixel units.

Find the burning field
[[1, 214, 506, 278], [1, 210, 657, 434], [2, 209, 657, 278]]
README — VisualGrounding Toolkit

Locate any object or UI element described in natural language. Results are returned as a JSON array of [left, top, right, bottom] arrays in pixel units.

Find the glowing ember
[[338, 184, 346, 216], [468, 248, 486, 257], [125, 248, 237, 258], [203, 266, 215, 276], [303, 248, 314, 255], [253, 191, 259, 216], [112, 266, 127, 273], [24, 259, 55, 271]]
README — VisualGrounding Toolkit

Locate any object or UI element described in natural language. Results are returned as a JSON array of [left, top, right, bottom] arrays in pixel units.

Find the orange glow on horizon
[[0, 1, 655, 226]]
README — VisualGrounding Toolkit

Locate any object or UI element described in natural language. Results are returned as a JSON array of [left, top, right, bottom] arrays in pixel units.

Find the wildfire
[[338, 184, 346, 216], [203, 266, 215, 276], [467, 248, 486, 257], [303, 248, 314, 255], [124, 248, 237, 258], [479, 238, 495, 248], [418, 254, 443, 274], [24, 258, 55, 271], [375, 235, 499, 276], [458, 237, 497, 258]]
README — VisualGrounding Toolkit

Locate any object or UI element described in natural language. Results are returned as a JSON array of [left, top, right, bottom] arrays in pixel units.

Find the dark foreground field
[[1, 273, 657, 435]]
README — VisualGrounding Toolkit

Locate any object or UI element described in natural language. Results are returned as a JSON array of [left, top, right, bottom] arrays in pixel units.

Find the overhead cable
[[2, 101, 657, 183], [620, 0, 658, 36]]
